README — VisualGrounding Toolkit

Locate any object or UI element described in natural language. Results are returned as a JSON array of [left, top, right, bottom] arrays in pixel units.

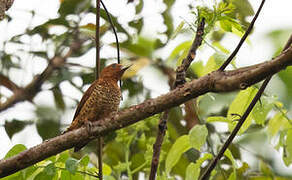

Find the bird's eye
[[111, 64, 117, 68]]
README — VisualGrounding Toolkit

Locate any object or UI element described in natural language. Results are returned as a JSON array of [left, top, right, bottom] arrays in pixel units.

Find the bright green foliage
[[189, 124, 208, 151], [165, 135, 191, 174]]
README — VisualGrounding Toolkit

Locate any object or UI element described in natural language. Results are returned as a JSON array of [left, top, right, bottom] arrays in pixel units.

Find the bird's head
[[100, 63, 131, 81]]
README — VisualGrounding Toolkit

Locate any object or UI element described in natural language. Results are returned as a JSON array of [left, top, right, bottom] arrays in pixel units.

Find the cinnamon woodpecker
[[64, 63, 130, 152]]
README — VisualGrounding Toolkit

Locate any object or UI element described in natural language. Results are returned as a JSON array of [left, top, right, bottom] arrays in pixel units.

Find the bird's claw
[[84, 121, 93, 136]]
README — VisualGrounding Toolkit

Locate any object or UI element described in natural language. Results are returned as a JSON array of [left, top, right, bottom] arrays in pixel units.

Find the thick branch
[[0, 40, 83, 113], [0, 73, 21, 93], [0, 47, 292, 177]]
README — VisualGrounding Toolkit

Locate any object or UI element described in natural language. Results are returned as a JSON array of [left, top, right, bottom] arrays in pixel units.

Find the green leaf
[[162, 0, 175, 39], [165, 135, 191, 174], [185, 153, 213, 180], [268, 112, 291, 137], [190, 61, 204, 78], [171, 21, 185, 40], [207, 116, 229, 123], [65, 158, 79, 174], [283, 129, 292, 166], [212, 41, 230, 54], [52, 86, 66, 111], [35, 106, 61, 140], [57, 150, 70, 163], [185, 163, 199, 180], [252, 97, 273, 125], [79, 155, 90, 167], [5, 144, 27, 159], [227, 87, 258, 134], [278, 66, 292, 105], [225, 149, 237, 179], [189, 125, 208, 151], [259, 160, 274, 177], [4, 119, 32, 139], [168, 41, 192, 61], [202, 53, 225, 75], [58, 0, 91, 17], [43, 163, 56, 176]]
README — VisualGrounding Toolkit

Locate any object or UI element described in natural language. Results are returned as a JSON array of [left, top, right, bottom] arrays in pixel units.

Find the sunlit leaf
[[228, 87, 257, 134], [189, 125, 208, 151], [283, 129, 292, 166], [165, 135, 191, 174], [267, 112, 291, 137], [5, 144, 27, 159], [122, 58, 150, 79]]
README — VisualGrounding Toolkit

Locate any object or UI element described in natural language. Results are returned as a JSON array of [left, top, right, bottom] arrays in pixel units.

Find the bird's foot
[[84, 121, 94, 136]]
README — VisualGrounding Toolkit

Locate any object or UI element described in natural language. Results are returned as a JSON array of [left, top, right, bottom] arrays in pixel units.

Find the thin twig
[[149, 18, 205, 180], [96, 0, 100, 79], [200, 76, 271, 180], [218, 0, 266, 71], [100, 0, 122, 90], [95, 0, 103, 180], [149, 111, 168, 180], [175, 18, 205, 87], [200, 34, 292, 180]]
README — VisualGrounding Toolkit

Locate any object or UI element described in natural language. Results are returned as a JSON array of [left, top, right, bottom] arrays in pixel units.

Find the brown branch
[[0, 40, 83, 113], [95, 0, 102, 179], [149, 18, 205, 180], [0, 73, 21, 93], [0, 47, 292, 177], [219, 0, 266, 71], [174, 18, 205, 87], [200, 34, 292, 180]]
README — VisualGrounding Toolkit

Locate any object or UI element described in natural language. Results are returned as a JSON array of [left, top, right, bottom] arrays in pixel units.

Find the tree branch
[[219, 0, 266, 71], [0, 40, 83, 113], [0, 46, 291, 177], [200, 34, 292, 180], [0, 73, 22, 93], [149, 18, 205, 180]]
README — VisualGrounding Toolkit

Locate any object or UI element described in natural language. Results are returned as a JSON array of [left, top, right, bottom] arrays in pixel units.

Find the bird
[[63, 63, 130, 152]]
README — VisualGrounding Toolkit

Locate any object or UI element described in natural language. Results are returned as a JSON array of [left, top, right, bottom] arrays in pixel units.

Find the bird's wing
[[73, 80, 98, 120]]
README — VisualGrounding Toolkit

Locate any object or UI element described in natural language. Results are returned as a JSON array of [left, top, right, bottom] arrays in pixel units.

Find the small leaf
[[227, 87, 258, 134], [189, 125, 208, 151], [165, 135, 191, 174], [43, 163, 56, 176], [207, 116, 229, 123], [4, 119, 31, 139], [79, 155, 90, 167], [5, 144, 27, 159], [65, 157, 79, 174], [185, 163, 199, 180], [283, 129, 292, 166], [268, 112, 291, 137], [185, 153, 213, 180], [122, 58, 150, 79], [259, 160, 274, 177], [52, 86, 66, 111], [171, 21, 185, 39]]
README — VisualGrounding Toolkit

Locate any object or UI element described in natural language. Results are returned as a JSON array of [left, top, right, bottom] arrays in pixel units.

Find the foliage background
[[0, 0, 292, 179]]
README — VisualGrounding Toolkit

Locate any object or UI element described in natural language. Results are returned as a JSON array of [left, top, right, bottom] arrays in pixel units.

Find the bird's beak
[[121, 64, 132, 72]]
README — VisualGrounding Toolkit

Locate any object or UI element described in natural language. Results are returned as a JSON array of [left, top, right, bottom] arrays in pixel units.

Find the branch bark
[[0, 46, 291, 177], [0, 40, 83, 113]]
